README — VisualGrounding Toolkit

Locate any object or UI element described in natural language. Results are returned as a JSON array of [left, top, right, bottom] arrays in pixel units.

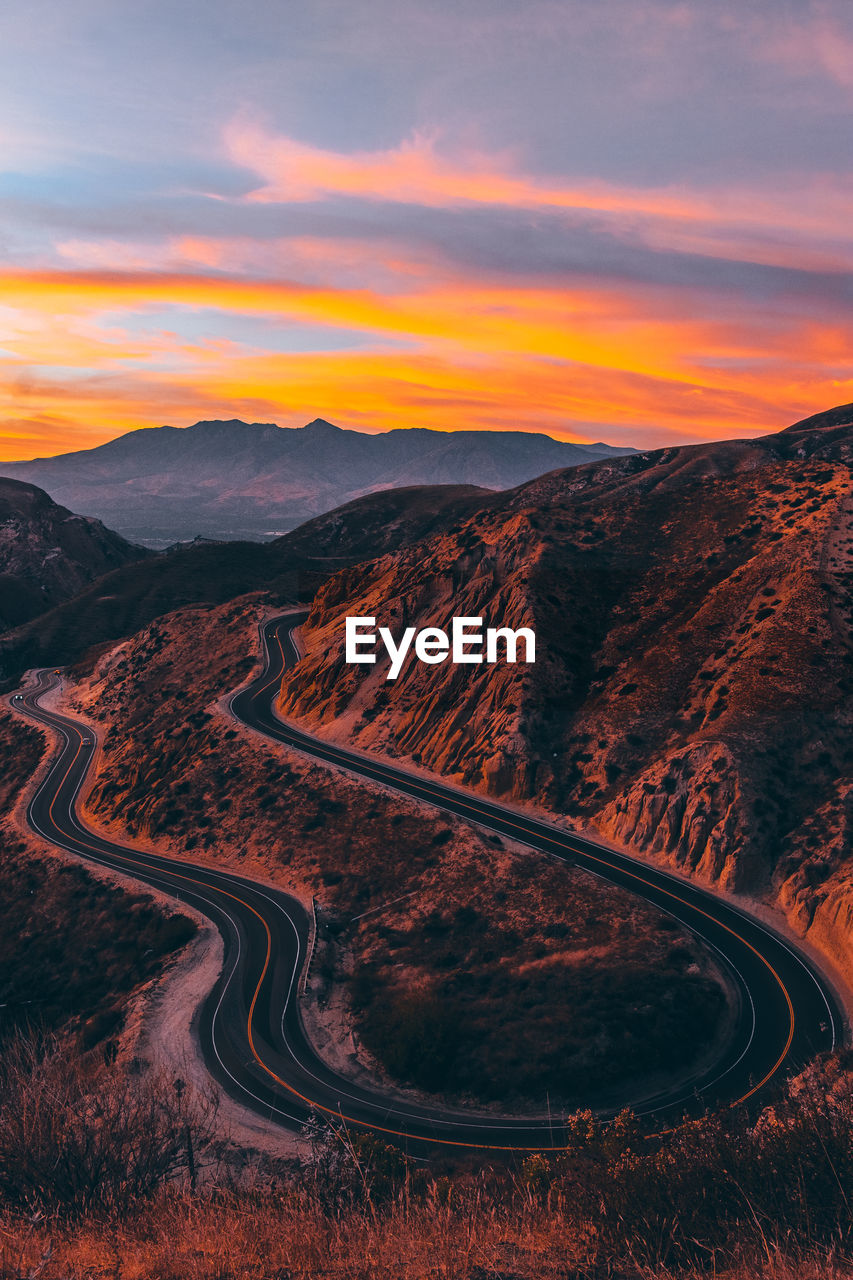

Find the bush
[[0, 1031, 219, 1214]]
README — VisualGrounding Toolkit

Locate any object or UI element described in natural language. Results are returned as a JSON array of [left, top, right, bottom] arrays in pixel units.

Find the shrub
[[0, 1031, 219, 1214]]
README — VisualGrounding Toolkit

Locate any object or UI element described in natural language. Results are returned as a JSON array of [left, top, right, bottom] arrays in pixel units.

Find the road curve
[[9, 614, 845, 1153]]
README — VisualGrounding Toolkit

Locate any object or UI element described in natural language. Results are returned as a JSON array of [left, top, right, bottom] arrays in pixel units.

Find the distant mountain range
[[0, 418, 634, 546]]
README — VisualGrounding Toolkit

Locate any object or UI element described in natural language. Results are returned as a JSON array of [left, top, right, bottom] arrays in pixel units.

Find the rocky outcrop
[[596, 743, 761, 891]]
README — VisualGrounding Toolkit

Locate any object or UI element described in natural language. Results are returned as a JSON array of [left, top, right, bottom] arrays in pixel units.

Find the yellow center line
[[34, 699, 565, 1149]]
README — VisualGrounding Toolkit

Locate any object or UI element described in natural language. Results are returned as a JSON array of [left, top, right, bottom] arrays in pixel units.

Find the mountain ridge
[[0, 417, 634, 546], [0, 482, 495, 681]]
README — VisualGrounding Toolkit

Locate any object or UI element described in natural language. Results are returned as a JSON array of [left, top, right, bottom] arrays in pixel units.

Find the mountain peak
[[0, 418, 632, 545]]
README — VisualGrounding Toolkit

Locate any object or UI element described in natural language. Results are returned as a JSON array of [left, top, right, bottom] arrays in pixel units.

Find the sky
[[2, 0, 853, 458]]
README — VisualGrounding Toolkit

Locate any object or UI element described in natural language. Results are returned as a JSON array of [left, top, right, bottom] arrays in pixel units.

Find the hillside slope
[[1, 418, 631, 545], [279, 405, 853, 977], [0, 478, 148, 632], [0, 484, 493, 681]]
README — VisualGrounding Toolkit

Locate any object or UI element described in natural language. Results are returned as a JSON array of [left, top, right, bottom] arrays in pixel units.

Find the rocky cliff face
[[280, 408, 853, 972], [0, 478, 149, 631]]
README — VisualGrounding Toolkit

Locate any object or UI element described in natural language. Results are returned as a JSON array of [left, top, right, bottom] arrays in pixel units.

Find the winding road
[[10, 612, 845, 1153]]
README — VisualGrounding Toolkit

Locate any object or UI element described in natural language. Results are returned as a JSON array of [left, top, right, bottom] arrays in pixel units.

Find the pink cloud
[[222, 120, 853, 269], [223, 119, 705, 218]]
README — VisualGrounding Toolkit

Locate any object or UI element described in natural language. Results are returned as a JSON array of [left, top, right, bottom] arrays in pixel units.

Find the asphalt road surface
[[10, 613, 845, 1153]]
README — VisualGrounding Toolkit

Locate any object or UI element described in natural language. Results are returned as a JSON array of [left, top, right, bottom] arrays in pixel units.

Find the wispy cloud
[[223, 121, 853, 274], [3, 0, 853, 458], [225, 119, 710, 217]]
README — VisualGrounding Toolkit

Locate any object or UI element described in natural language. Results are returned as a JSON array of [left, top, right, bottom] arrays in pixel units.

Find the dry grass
[[0, 1157, 850, 1280], [0, 1033, 219, 1216], [0, 956, 850, 1280], [0, 1182, 851, 1280]]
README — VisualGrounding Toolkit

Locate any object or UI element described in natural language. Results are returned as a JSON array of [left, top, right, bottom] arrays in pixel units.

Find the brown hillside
[[279, 408, 853, 975]]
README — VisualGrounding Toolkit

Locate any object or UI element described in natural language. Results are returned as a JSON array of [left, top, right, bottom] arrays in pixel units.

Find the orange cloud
[[0, 266, 802, 382], [5, 333, 849, 466], [3, 253, 853, 462]]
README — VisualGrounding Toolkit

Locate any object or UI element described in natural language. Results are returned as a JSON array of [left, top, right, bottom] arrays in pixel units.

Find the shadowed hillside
[[0, 478, 149, 632], [0, 484, 492, 682], [0, 711, 194, 1051]]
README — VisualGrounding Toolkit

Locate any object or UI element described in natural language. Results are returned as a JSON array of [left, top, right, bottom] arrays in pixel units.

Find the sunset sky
[[2, 0, 853, 458]]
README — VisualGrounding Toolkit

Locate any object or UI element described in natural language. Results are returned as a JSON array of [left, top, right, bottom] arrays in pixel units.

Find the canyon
[[5, 401, 853, 1110]]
